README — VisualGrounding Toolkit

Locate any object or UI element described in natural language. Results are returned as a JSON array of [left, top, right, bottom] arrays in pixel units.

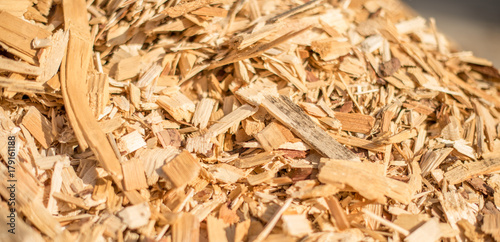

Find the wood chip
[[319, 159, 411, 204], [161, 150, 201, 188], [1, 0, 500, 240], [21, 106, 55, 149]]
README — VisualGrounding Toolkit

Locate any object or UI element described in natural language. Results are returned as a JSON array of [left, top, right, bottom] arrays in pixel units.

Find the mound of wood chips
[[1, 0, 500, 241]]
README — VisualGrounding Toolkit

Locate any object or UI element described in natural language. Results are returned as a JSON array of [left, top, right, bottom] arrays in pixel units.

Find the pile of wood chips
[[1, 0, 500, 241]]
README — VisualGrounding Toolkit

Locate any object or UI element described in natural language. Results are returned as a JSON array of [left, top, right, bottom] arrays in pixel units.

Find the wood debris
[[0, 0, 499, 241]]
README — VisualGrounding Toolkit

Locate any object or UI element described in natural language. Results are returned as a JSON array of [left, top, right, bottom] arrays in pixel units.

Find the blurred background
[[402, 0, 500, 66]]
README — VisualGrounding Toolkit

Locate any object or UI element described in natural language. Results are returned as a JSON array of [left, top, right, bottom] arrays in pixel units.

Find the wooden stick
[[362, 209, 410, 236], [259, 95, 359, 161], [253, 198, 293, 242]]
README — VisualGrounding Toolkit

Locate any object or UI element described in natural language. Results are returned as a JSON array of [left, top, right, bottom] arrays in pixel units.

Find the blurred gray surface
[[402, 0, 500, 66]]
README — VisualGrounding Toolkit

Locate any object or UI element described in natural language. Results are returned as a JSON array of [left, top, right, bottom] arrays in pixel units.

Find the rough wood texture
[[244, 94, 359, 161], [0, 10, 51, 63], [21, 106, 55, 149], [444, 153, 500, 185], [161, 150, 201, 188], [319, 158, 411, 204], [1, 0, 500, 240]]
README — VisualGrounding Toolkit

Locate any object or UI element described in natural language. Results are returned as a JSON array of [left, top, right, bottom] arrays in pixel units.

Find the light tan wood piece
[[21, 106, 55, 149], [481, 213, 500, 241], [405, 218, 441, 242], [439, 191, 476, 229], [0, 10, 51, 63], [117, 130, 147, 155], [420, 148, 453, 175], [311, 39, 352, 61], [117, 202, 151, 229], [121, 158, 148, 191], [0, 57, 42, 76], [325, 196, 350, 230], [254, 121, 295, 151], [161, 150, 201, 188], [319, 158, 411, 204], [329, 133, 387, 153], [38, 29, 69, 82], [60, 0, 145, 204], [192, 98, 217, 129], [281, 214, 313, 237], [444, 154, 500, 185], [239, 93, 359, 161], [234, 151, 280, 168], [87, 72, 109, 118], [253, 198, 293, 242], [334, 112, 375, 134], [135, 147, 179, 185], [207, 215, 229, 242], [173, 212, 200, 242], [0, 0, 499, 240], [0, 76, 48, 93], [157, 92, 196, 123], [209, 163, 245, 184]]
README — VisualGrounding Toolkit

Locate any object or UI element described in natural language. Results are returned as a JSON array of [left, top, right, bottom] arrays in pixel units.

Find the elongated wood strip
[[192, 98, 217, 129], [0, 76, 47, 93], [52, 192, 90, 210], [329, 133, 387, 153], [61, 0, 141, 198], [234, 151, 280, 168], [405, 218, 441, 242], [420, 148, 453, 175], [444, 155, 500, 185], [258, 95, 359, 161], [21, 106, 55, 149], [362, 209, 410, 236], [38, 29, 69, 82], [253, 198, 293, 242], [172, 212, 199, 242], [266, 0, 321, 23], [207, 104, 258, 136], [381, 128, 418, 144], [191, 6, 228, 17], [325, 196, 350, 230], [266, 61, 308, 93], [319, 158, 411, 204], [0, 10, 51, 63], [447, 70, 500, 108], [161, 0, 212, 18], [0, 57, 42, 75], [208, 26, 311, 69], [334, 112, 375, 134]]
